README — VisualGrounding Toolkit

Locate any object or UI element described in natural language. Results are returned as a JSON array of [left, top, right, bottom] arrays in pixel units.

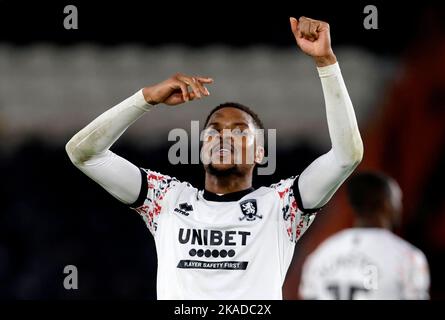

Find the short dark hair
[[203, 102, 265, 130], [346, 171, 392, 216]]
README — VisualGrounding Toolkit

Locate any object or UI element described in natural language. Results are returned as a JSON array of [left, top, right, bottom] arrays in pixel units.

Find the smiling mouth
[[218, 148, 232, 156], [212, 144, 234, 156]]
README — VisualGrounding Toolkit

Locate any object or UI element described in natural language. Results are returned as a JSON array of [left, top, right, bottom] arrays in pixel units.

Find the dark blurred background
[[0, 0, 444, 299]]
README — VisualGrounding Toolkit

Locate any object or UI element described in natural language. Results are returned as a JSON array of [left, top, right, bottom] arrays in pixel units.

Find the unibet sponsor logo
[[178, 228, 250, 246], [177, 228, 251, 270]]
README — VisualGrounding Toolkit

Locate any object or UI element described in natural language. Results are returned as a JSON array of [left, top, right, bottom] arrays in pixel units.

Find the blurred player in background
[[299, 172, 430, 299], [65, 17, 363, 299]]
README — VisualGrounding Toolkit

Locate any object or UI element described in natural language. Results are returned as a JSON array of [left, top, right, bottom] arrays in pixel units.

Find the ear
[[254, 145, 265, 164], [381, 198, 396, 229]]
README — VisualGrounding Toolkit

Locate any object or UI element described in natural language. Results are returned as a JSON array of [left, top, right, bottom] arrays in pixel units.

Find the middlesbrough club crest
[[239, 199, 262, 221]]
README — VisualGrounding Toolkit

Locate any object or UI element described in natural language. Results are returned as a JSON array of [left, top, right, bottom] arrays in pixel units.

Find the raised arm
[[65, 74, 213, 204], [289, 17, 364, 209]]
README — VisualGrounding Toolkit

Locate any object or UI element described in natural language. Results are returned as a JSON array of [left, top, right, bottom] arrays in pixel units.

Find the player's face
[[201, 107, 263, 174]]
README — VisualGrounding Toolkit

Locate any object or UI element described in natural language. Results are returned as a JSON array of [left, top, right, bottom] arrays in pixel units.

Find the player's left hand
[[290, 16, 337, 67]]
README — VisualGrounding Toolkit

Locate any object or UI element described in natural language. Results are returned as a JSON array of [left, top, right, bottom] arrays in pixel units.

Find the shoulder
[[399, 238, 428, 266], [266, 176, 299, 203], [133, 168, 196, 207], [383, 232, 428, 264], [313, 229, 353, 255], [141, 168, 194, 189], [268, 175, 322, 214], [268, 175, 298, 192]]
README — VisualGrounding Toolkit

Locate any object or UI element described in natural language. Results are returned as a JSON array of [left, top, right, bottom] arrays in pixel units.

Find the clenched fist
[[290, 16, 337, 67]]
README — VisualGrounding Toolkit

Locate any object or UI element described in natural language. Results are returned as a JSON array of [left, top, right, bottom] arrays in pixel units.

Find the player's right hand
[[142, 73, 213, 106]]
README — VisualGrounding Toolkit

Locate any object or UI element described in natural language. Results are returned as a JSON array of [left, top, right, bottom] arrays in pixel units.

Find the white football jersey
[[130, 169, 318, 299], [299, 228, 430, 300]]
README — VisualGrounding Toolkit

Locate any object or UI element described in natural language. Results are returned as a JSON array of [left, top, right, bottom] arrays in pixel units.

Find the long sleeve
[[298, 62, 364, 209], [65, 89, 153, 205]]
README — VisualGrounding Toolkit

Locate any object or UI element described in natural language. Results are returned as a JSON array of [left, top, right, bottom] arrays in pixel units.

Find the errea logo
[[239, 199, 262, 221], [174, 202, 193, 216]]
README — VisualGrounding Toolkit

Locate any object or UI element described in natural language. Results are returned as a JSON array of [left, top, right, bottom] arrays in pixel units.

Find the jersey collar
[[203, 187, 255, 202]]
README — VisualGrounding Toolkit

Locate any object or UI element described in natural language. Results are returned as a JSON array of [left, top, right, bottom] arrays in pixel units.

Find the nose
[[220, 134, 232, 143], [219, 132, 235, 150]]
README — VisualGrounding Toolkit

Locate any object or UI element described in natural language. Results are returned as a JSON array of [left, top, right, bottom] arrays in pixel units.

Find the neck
[[205, 173, 252, 194], [354, 215, 391, 230]]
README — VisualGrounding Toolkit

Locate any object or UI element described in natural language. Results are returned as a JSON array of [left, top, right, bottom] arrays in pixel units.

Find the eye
[[232, 128, 249, 137], [202, 128, 219, 140]]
